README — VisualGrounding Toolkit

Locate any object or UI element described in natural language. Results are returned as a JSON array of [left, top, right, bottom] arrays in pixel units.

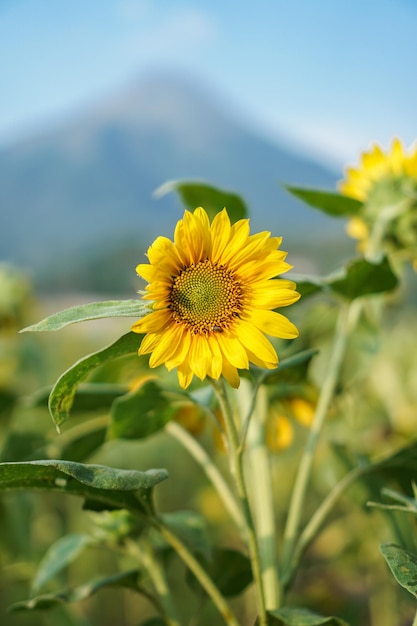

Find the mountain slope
[[0, 73, 345, 290]]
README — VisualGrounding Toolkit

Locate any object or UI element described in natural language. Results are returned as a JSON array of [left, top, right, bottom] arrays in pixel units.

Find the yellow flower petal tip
[[339, 137, 417, 202], [132, 207, 300, 389]]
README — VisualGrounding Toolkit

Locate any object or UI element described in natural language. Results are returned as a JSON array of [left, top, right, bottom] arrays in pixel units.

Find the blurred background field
[[2, 1, 417, 625]]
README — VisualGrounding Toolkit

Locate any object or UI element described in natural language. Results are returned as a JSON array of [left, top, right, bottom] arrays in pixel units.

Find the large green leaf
[[328, 256, 398, 299], [284, 186, 362, 217], [289, 257, 398, 301], [108, 380, 180, 440], [9, 569, 142, 612], [264, 607, 349, 625], [20, 299, 147, 332], [48, 332, 142, 429], [32, 534, 93, 594], [380, 543, 417, 598], [0, 460, 168, 514], [155, 180, 248, 222]]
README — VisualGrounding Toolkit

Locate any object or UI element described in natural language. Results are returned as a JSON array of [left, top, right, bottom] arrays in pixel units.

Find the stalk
[[281, 301, 357, 576], [211, 378, 268, 626]]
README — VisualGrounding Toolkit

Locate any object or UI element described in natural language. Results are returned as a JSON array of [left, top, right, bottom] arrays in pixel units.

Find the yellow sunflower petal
[[221, 359, 240, 388], [210, 209, 231, 263], [132, 310, 171, 334], [246, 309, 299, 339], [234, 319, 278, 365], [215, 332, 249, 370]]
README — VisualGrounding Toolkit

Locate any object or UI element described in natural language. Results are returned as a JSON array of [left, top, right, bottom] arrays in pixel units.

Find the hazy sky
[[1, 0, 416, 167]]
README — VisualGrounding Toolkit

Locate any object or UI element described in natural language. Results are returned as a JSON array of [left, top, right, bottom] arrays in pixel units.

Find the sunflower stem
[[211, 377, 268, 626], [166, 421, 245, 530], [150, 514, 240, 626], [281, 300, 359, 583], [240, 380, 281, 609]]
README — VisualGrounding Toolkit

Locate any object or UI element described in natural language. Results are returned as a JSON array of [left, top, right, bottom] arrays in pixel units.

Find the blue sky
[[1, 0, 416, 167]]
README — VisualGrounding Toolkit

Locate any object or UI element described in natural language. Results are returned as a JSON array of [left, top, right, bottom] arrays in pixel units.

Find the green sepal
[[9, 569, 142, 612], [262, 607, 349, 625], [20, 299, 147, 332], [284, 186, 362, 217], [48, 332, 142, 429], [155, 180, 248, 222], [380, 543, 417, 598], [0, 460, 168, 514]]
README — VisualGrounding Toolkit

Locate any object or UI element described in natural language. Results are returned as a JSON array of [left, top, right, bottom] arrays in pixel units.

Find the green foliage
[[31, 534, 93, 595], [292, 256, 398, 300], [264, 607, 349, 625], [108, 380, 179, 440], [284, 186, 362, 217], [155, 180, 248, 222], [9, 569, 142, 612], [187, 548, 253, 598], [380, 544, 417, 598], [0, 460, 168, 514], [4, 168, 417, 626], [21, 299, 147, 332], [48, 332, 142, 428]]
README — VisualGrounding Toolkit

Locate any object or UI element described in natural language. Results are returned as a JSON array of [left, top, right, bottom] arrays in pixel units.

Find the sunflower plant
[[2, 161, 417, 626]]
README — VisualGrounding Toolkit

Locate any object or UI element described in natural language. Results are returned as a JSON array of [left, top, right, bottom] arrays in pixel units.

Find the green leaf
[[161, 510, 212, 560], [0, 460, 168, 514], [186, 548, 252, 598], [264, 607, 349, 625], [155, 180, 248, 222], [328, 256, 398, 299], [285, 186, 362, 217], [20, 299, 147, 332], [48, 332, 142, 429], [108, 380, 179, 440], [380, 543, 417, 598], [32, 534, 92, 594], [9, 569, 142, 612], [291, 257, 398, 301], [363, 439, 417, 494], [260, 348, 318, 385]]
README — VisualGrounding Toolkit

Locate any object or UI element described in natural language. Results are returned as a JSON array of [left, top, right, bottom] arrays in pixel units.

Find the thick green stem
[[281, 301, 359, 577], [211, 378, 268, 626], [242, 381, 281, 609], [166, 421, 245, 531], [151, 516, 240, 626], [412, 607, 417, 626]]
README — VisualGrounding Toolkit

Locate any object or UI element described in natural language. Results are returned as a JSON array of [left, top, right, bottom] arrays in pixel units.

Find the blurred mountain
[[0, 72, 350, 293]]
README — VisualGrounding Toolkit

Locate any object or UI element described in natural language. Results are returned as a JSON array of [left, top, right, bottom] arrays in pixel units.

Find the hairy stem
[[211, 378, 268, 626], [166, 420, 245, 530]]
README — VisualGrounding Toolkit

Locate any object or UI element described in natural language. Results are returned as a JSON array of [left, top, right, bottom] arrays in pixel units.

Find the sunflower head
[[132, 207, 300, 389], [339, 138, 417, 260]]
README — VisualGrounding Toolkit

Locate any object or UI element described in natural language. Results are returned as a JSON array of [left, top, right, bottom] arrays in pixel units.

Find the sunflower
[[339, 138, 417, 260], [132, 207, 300, 389], [339, 138, 417, 202]]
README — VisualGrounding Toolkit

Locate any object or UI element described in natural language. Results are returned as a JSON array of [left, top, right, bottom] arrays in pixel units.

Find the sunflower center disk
[[170, 260, 242, 334]]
